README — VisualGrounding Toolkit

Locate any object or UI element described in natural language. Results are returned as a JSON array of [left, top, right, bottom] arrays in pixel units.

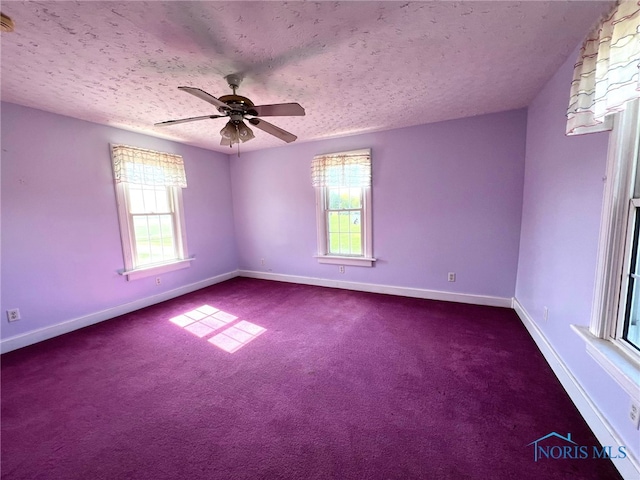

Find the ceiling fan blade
[[178, 86, 229, 111], [155, 114, 224, 127], [250, 103, 305, 117], [248, 118, 297, 143]]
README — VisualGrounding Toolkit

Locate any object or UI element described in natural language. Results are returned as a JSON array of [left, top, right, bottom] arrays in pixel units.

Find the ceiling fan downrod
[[225, 74, 242, 95]]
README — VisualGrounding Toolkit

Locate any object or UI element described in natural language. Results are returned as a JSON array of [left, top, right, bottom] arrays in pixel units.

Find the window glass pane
[[350, 211, 361, 232], [349, 188, 362, 208], [339, 234, 350, 254], [328, 212, 340, 234], [160, 215, 175, 258], [133, 216, 152, 265], [155, 187, 170, 213], [128, 187, 145, 214], [350, 233, 362, 255], [624, 280, 640, 351], [339, 188, 350, 209], [329, 232, 340, 253], [338, 211, 350, 231], [328, 188, 341, 209], [129, 185, 173, 214], [624, 209, 640, 351], [147, 215, 163, 264], [143, 188, 158, 213], [325, 165, 342, 187]]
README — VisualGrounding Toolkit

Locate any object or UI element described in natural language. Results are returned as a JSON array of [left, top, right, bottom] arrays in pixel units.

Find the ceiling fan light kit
[[156, 74, 305, 149], [220, 118, 255, 147]]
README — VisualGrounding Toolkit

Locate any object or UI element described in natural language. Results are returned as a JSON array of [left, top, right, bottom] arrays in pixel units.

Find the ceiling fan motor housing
[[218, 94, 256, 116]]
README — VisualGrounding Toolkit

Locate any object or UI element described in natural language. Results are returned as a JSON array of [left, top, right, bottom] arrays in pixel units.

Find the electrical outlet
[[339, 265, 345, 274], [6, 309, 20, 322], [155, 277, 161, 286], [448, 272, 456, 282], [543, 307, 549, 322], [629, 401, 640, 429], [261, 258, 265, 266]]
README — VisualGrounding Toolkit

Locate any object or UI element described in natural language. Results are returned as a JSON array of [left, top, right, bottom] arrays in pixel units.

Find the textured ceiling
[[1, 1, 613, 153]]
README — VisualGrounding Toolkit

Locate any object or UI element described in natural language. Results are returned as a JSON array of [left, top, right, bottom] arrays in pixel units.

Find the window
[[312, 149, 374, 267], [111, 144, 192, 280], [124, 183, 182, 266], [577, 99, 640, 398]]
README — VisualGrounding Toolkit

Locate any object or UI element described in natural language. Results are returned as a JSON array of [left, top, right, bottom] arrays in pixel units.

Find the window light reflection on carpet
[[208, 320, 267, 353], [169, 305, 266, 353]]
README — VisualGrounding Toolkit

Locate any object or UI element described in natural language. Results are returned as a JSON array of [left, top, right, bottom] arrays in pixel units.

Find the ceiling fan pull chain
[[236, 124, 241, 157]]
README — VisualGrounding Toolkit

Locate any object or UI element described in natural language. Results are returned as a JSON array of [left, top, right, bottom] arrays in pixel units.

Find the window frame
[[313, 149, 375, 267], [111, 146, 192, 281], [577, 99, 640, 401], [315, 185, 374, 266]]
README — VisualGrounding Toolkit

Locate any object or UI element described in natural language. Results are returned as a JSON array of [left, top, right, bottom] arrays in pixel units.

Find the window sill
[[315, 255, 376, 267], [571, 325, 640, 402], [119, 257, 195, 281]]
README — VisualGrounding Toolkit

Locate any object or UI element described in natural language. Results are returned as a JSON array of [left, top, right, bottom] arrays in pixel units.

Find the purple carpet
[[1, 278, 622, 479]]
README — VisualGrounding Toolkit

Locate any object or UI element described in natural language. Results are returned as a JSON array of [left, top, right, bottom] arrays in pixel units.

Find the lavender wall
[[1, 102, 238, 340], [515, 48, 639, 460], [230, 109, 527, 299]]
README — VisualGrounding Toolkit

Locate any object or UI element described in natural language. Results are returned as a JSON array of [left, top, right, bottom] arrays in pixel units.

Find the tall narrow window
[[111, 144, 191, 280], [312, 149, 374, 267]]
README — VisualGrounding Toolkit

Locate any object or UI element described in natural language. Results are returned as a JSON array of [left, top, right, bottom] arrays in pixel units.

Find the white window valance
[[111, 144, 187, 188], [311, 149, 371, 188], [566, 1, 640, 135]]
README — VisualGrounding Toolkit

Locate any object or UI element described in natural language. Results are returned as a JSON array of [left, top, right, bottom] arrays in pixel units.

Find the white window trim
[[577, 100, 640, 396], [113, 179, 193, 281], [314, 183, 375, 268]]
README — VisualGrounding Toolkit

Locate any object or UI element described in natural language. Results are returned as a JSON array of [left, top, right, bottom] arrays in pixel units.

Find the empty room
[[1, 1, 639, 479]]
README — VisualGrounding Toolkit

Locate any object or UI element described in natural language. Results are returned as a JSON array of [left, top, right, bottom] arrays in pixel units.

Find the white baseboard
[[0, 270, 239, 354], [513, 298, 640, 480], [239, 270, 513, 308]]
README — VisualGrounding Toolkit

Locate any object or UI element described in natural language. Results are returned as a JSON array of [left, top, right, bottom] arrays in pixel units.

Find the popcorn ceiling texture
[[0, 1, 613, 153]]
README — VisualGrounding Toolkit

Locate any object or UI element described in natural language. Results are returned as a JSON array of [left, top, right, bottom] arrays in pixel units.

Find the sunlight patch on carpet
[[208, 321, 267, 353], [169, 305, 265, 352], [184, 322, 214, 338], [169, 315, 195, 327]]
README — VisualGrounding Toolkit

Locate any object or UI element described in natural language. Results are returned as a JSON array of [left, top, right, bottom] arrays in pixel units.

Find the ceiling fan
[[155, 74, 305, 147]]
